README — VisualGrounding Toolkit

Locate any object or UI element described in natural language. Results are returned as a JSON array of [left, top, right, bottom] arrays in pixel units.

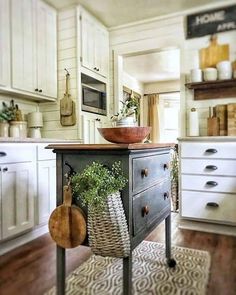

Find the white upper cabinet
[[0, 0, 10, 88], [11, 0, 37, 93], [6, 0, 57, 100], [36, 0, 57, 98], [80, 8, 109, 79]]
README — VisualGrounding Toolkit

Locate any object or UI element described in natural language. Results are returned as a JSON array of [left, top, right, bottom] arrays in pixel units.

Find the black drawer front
[[132, 153, 170, 193], [132, 181, 170, 236]]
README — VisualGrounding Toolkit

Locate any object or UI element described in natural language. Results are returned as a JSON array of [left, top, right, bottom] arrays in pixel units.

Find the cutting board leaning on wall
[[199, 35, 229, 69]]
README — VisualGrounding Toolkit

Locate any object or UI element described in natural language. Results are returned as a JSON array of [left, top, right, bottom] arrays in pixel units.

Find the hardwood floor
[[0, 215, 236, 295]]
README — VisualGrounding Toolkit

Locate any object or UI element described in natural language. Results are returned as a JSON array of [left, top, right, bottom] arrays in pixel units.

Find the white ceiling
[[123, 49, 180, 83], [46, 0, 223, 27]]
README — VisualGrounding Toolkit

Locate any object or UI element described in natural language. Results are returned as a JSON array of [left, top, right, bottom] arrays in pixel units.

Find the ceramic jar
[[203, 68, 217, 81], [0, 122, 9, 137], [190, 69, 202, 82], [216, 61, 232, 80], [9, 121, 27, 138]]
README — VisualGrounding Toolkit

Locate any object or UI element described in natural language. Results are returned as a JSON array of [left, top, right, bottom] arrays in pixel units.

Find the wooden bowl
[[98, 127, 151, 144]]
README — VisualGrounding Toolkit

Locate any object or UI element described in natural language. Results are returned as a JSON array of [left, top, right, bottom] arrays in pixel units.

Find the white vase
[[116, 116, 136, 127], [0, 122, 9, 137]]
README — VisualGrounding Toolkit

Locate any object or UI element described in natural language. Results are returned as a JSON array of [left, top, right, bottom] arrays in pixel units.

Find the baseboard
[[179, 218, 236, 237], [0, 225, 49, 256]]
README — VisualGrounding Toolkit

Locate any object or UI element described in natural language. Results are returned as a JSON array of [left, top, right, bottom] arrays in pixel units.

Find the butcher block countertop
[[46, 143, 176, 150], [178, 136, 236, 142]]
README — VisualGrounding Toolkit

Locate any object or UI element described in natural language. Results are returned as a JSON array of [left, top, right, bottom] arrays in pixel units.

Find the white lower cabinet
[[37, 160, 56, 225], [1, 162, 36, 239], [179, 138, 236, 228]]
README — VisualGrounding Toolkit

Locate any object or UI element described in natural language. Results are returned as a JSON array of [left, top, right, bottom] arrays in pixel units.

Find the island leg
[[123, 253, 132, 295], [57, 246, 66, 295], [165, 214, 176, 268]]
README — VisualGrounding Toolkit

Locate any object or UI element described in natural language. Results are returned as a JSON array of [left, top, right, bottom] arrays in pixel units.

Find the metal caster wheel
[[167, 258, 176, 268]]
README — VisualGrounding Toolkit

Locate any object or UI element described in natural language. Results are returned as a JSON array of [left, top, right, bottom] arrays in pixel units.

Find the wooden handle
[[63, 185, 72, 206], [142, 205, 150, 216], [141, 168, 148, 177]]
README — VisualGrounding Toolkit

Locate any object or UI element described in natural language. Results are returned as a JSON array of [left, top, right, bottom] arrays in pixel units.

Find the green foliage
[[170, 146, 179, 184], [111, 96, 140, 122], [0, 101, 16, 122], [71, 161, 127, 210]]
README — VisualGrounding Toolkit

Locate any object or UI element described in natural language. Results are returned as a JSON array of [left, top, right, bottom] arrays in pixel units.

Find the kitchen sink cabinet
[[79, 7, 109, 79], [0, 0, 57, 101], [0, 0, 10, 88]]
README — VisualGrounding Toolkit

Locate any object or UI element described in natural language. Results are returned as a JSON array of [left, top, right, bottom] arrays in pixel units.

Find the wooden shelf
[[185, 79, 236, 100]]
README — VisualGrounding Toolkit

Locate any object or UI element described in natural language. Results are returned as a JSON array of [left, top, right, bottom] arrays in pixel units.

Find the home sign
[[186, 5, 236, 39]]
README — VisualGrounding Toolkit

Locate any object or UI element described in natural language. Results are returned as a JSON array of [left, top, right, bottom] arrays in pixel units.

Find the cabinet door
[[11, 0, 37, 93], [1, 162, 36, 239], [36, 0, 57, 98], [80, 10, 95, 72], [37, 160, 56, 225], [94, 26, 109, 78], [0, 0, 10, 87], [82, 114, 96, 144]]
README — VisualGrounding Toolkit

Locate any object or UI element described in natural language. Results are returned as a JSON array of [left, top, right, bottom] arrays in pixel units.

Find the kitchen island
[[47, 143, 176, 295]]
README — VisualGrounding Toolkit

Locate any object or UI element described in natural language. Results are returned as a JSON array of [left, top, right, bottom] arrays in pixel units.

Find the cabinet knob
[[2, 167, 8, 172], [35, 88, 38, 92], [0, 152, 7, 157], [93, 67, 97, 70], [142, 205, 150, 216], [163, 163, 169, 170], [164, 191, 169, 200], [206, 202, 219, 208], [205, 165, 218, 170], [39, 89, 42, 93], [96, 68, 99, 71], [141, 168, 148, 177], [95, 118, 101, 121], [206, 181, 218, 186], [205, 148, 217, 154]]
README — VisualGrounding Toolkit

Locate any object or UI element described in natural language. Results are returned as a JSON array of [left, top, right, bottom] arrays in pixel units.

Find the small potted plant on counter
[[71, 161, 130, 258]]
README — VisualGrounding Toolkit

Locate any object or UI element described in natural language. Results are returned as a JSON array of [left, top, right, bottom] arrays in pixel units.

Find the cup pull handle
[[205, 165, 218, 170], [141, 168, 148, 177], [205, 148, 217, 153], [142, 205, 150, 216], [206, 181, 218, 186], [206, 202, 219, 208], [0, 152, 7, 157]]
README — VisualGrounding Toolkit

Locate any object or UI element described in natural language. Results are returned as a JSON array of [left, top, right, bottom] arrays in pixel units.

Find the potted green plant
[[111, 97, 139, 126], [71, 161, 130, 258], [170, 145, 179, 212]]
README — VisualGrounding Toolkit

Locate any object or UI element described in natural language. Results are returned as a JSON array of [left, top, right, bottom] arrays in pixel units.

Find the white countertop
[[0, 137, 83, 143], [178, 136, 236, 142]]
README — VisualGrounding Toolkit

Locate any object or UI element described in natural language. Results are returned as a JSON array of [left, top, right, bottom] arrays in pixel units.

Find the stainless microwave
[[82, 84, 107, 116]]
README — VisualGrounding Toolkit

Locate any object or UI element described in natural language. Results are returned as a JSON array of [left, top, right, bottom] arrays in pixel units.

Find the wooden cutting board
[[207, 107, 219, 136], [49, 185, 86, 248], [227, 103, 236, 136], [214, 104, 227, 136], [199, 35, 229, 69]]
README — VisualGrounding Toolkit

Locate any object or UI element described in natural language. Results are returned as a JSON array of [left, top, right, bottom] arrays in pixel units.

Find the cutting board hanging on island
[[60, 69, 76, 126], [199, 35, 229, 69]]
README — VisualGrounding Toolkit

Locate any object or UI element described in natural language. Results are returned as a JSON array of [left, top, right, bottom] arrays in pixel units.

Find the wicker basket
[[87, 191, 130, 258]]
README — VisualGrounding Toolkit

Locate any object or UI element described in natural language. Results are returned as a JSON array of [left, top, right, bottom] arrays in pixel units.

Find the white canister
[[203, 68, 217, 81], [216, 61, 232, 80], [189, 108, 199, 136], [190, 69, 202, 83], [0, 122, 9, 137], [10, 122, 20, 137]]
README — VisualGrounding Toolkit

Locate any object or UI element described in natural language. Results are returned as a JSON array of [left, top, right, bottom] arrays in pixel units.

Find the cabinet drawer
[[133, 181, 170, 236], [181, 175, 236, 193], [0, 144, 36, 163], [181, 191, 236, 224], [132, 153, 169, 193], [37, 144, 56, 160], [181, 159, 236, 176], [181, 142, 236, 159]]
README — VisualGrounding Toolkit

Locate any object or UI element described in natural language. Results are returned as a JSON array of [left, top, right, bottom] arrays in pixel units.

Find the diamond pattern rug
[[45, 240, 211, 295]]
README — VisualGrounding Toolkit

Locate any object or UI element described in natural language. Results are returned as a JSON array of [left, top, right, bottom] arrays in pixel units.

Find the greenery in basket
[[71, 161, 127, 211], [170, 145, 179, 185], [111, 96, 139, 122]]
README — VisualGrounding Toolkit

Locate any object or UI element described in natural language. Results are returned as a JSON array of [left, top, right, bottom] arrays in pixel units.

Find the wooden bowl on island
[[97, 127, 151, 144]]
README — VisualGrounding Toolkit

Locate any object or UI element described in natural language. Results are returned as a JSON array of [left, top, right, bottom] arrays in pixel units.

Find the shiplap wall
[[184, 31, 236, 136], [39, 7, 81, 140]]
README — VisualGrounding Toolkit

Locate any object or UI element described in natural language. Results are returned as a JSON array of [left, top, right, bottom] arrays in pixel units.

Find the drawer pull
[[205, 165, 218, 170], [206, 202, 219, 208], [0, 152, 7, 157], [206, 181, 218, 186], [163, 163, 169, 170], [164, 192, 169, 200], [142, 205, 150, 216], [2, 167, 8, 172], [205, 148, 217, 154], [141, 168, 148, 177]]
